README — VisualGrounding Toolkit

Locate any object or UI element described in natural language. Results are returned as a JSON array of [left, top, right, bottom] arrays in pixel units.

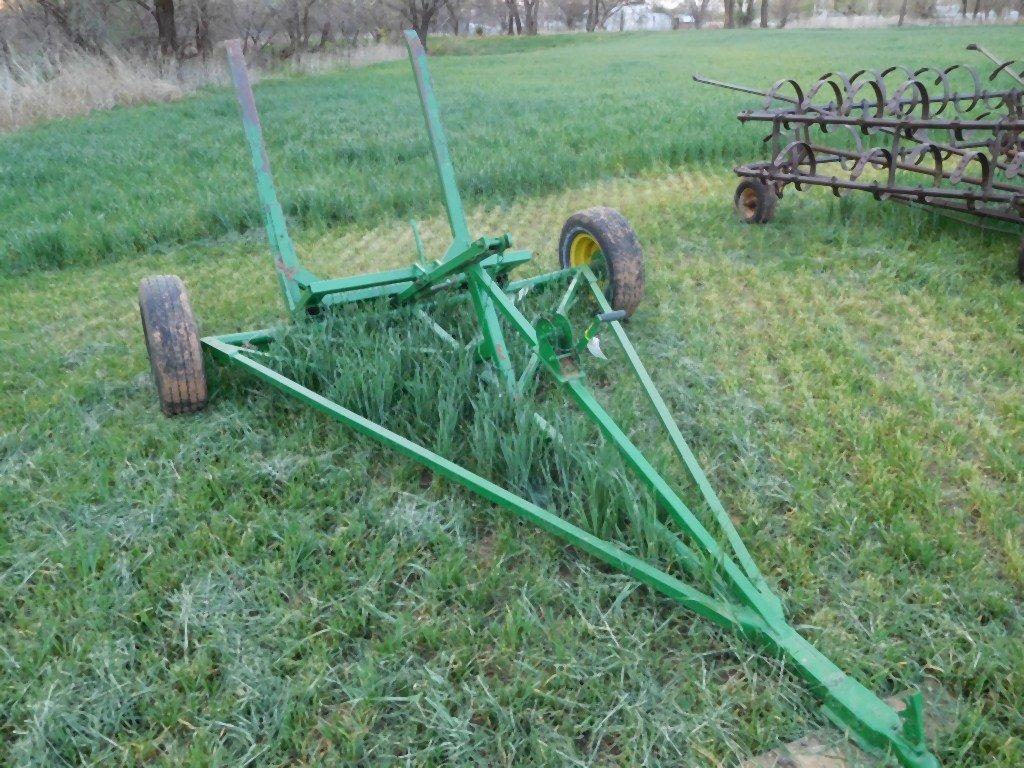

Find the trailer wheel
[[734, 179, 777, 224], [558, 207, 645, 318], [139, 275, 207, 416]]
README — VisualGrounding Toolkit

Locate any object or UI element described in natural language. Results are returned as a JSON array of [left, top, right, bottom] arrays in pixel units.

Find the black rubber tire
[[558, 207, 645, 318], [139, 275, 207, 416], [734, 179, 777, 224]]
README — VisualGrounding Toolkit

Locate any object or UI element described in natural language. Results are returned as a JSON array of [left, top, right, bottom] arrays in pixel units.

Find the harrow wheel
[[558, 207, 645, 318], [139, 274, 207, 416], [734, 179, 777, 224]]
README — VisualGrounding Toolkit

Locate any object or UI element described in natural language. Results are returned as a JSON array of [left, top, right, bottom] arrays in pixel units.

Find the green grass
[[3, 26, 1022, 275], [2, 27, 1023, 767]]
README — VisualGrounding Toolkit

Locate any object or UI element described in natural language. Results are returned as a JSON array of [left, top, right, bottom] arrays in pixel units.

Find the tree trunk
[[759, 0, 768, 26], [742, 0, 755, 24], [697, 0, 710, 27], [506, 0, 523, 33], [971, 0, 980, 17], [449, 4, 460, 34], [153, 0, 177, 55], [724, 0, 735, 27], [586, 0, 599, 30], [524, 0, 539, 33], [898, 0, 908, 23], [317, 21, 334, 50], [195, 0, 211, 58]]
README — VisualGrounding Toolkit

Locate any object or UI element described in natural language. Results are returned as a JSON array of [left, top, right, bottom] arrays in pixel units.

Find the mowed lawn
[[2, 28, 1023, 767]]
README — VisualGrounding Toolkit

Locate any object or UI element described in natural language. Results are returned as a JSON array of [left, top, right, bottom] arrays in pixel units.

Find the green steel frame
[[205, 33, 940, 767]]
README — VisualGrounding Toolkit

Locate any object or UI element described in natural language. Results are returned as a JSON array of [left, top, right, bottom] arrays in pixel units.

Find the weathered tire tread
[[139, 275, 207, 416], [558, 207, 645, 317]]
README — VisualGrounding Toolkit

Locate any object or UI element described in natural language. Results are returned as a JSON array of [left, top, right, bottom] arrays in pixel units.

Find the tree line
[[0, 0, 1019, 64]]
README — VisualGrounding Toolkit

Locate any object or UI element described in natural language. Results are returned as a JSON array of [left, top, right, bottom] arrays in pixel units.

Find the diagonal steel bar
[[576, 266, 778, 607], [202, 335, 754, 635], [403, 30, 471, 249], [224, 39, 308, 314]]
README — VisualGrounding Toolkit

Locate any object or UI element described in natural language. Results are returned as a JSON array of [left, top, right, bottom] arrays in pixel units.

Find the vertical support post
[[224, 39, 304, 314], [410, 219, 428, 266], [467, 266, 518, 394], [403, 29, 472, 250]]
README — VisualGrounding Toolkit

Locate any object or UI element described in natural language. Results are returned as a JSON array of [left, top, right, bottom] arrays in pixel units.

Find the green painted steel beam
[[225, 39, 311, 315], [465, 265, 518, 393], [208, 328, 277, 347], [202, 328, 938, 768], [404, 30, 471, 249], [307, 252, 534, 310], [304, 266, 422, 298], [202, 335, 754, 636], [395, 235, 511, 305], [503, 268, 575, 294], [577, 266, 779, 612]]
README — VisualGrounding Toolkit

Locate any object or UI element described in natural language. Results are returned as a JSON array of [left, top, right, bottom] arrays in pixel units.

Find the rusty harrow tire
[[734, 179, 778, 224], [139, 275, 208, 416], [558, 207, 645, 318]]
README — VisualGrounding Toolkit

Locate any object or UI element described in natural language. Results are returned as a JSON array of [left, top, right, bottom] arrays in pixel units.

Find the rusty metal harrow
[[696, 43, 1023, 278]]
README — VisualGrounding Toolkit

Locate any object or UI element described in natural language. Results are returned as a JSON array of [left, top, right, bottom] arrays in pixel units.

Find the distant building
[[603, 5, 694, 31]]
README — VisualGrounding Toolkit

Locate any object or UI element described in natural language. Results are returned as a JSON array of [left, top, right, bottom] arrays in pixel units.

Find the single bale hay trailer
[[138, 32, 941, 767]]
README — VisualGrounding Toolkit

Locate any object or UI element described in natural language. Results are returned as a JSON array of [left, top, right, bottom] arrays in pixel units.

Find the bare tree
[[723, 0, 735, 26], [120, 0, 179, 54], [392, 0, 446, 47], [776, 0, 796, 26], [585, 0, 641, 30], [653, 0, 709, 28], [504, 0, 523, 32], [522, 0, 539, 32], [759, 0, 768, 26], [443, 0, 465, 33], [735, 0, 756, 24], [690, 0, 711, 27], [552, 0, 588, 27]]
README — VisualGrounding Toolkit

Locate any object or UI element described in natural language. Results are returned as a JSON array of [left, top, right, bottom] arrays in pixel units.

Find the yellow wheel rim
[[568, 233, 601, 268]]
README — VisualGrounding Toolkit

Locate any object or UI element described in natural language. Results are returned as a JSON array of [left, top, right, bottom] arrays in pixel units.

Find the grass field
[[2, 27, 1023, 767]]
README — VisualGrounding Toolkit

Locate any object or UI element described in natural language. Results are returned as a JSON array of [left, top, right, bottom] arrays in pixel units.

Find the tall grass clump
[[0, 42, 405, 135], [266, 288, 738, 594], [0, 52, 186, 133]]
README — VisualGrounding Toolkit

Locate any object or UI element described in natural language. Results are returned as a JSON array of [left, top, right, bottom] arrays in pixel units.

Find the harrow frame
[[696, 43, 1023, 278], [169, 33, 941, 767]]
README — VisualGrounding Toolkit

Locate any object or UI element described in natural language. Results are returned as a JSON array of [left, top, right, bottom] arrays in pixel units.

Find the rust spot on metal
[[275, 257, 298, 280]]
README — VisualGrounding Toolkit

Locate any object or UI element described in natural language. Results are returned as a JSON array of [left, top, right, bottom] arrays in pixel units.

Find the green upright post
[[404, 30, 472, 250], [225, 39, 307, 314]]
